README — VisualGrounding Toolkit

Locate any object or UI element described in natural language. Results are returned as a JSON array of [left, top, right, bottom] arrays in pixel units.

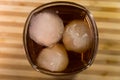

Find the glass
[[23, 1, 98, 76]]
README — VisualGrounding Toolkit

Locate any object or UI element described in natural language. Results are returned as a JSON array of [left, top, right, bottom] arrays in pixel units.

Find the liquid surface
[[26, 5, 95, 73]]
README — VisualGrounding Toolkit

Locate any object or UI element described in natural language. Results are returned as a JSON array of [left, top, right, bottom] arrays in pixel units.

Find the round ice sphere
[[37, 44, 69, 72], [29, 11, 64, 47], [63, 20, 91, 53]]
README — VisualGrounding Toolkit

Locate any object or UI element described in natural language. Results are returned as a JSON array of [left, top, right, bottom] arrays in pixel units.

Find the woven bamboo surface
[[0, 0, 120, 80]]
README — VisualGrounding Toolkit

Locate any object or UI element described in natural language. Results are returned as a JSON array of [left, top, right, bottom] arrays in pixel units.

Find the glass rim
[[23, 1, 99, 76]]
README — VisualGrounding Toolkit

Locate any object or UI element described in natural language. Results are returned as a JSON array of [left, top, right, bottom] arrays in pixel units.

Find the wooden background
[[0, 0, 120, 80]]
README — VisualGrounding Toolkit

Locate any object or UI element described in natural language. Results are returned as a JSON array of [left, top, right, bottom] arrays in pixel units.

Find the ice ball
[[63, 20, 91, 53], [37, 44, 69, 72], [29, 11, 64, 47]]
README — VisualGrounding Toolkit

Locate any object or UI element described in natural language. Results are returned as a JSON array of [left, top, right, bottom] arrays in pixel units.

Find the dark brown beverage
[[24, 2, 98, 75]]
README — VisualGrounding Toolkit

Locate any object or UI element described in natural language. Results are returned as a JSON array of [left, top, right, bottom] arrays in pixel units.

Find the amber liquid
[[26, 5, 95, 74]]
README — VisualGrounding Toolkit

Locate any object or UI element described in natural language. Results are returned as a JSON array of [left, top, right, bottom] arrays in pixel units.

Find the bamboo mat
[[0, 0, 120, 80]]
